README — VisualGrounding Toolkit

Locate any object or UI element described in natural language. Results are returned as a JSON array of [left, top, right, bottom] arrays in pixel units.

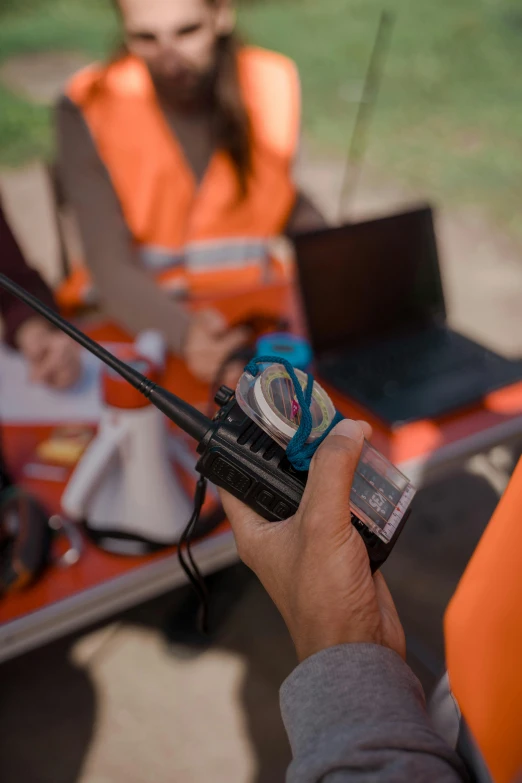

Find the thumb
[[302, 419, 365, 526]]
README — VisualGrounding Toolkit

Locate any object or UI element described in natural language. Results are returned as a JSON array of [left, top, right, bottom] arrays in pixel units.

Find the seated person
[[56, 0, 326, 384], [0, 200, 81, 389]]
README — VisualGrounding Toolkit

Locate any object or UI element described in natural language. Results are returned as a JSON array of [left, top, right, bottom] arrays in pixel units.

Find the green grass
[[1, 0, 522, 237], [240, 0, 522, 236], [0, 0, 117, 164]]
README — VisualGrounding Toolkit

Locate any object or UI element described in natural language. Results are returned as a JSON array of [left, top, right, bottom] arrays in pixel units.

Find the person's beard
[[150, 61, 216, 111]]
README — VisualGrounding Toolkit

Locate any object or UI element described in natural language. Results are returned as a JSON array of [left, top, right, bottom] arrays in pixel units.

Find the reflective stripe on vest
[[139, 237, 269, 273], [445, 457, 522, 783]]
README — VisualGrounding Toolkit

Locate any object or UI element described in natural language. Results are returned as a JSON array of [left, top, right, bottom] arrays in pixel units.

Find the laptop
[[293, 205, 522, 427]]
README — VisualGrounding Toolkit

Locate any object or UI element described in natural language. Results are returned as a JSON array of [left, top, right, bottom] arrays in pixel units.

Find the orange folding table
[[2, 285, 522, 663]]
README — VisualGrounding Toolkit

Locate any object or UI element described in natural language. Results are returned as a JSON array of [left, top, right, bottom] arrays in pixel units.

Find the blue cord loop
[[244, 356, 343, 471]]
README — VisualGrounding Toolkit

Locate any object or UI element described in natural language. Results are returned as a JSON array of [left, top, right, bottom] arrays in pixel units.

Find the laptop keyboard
[[371, 331, 485, 389], [321, 328, 507, 402]]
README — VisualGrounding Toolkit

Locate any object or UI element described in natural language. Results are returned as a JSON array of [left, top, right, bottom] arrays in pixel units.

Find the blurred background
[[1, 0, 521, 230], [1, 0, 521, 781]]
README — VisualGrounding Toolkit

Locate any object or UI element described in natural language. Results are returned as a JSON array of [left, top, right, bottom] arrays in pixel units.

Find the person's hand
[[16, 317, 82, 390], [219, 419, 406, 663], [184, 309, 250, 385]]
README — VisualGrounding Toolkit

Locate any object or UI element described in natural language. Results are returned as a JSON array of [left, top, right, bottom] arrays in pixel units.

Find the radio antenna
[[0, 274, 211, 443], [337, 9, 395, 222]]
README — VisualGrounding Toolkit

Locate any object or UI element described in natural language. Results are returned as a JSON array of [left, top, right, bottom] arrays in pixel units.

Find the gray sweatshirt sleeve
[[280, 644, 469, 783]]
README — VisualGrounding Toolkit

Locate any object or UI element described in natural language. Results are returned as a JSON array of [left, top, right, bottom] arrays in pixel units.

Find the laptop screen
[[293, 206, 446, 357]]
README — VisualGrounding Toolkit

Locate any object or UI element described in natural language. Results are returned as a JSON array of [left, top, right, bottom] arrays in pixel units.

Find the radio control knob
[[214, 386, 235, 407]]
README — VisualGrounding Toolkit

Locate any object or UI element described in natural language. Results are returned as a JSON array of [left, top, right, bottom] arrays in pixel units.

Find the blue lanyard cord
[[244, 356, 344, 471]]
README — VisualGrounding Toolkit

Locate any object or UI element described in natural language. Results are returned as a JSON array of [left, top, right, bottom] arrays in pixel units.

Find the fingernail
[[332, 419, 363, 441]]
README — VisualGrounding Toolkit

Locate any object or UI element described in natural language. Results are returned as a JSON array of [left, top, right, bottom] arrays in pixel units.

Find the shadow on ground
[[0, 564, 295, 783], [0, 636, 97, 783]]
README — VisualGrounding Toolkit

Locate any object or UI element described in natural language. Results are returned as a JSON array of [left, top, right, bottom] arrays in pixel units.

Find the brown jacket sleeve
[[55, 95, 191, 356], [0, 201, 57, 347]]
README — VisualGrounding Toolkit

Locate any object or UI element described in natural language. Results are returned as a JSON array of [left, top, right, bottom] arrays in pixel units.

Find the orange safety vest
[[445, 457, 522, 783], [58, 47, 300, 310]]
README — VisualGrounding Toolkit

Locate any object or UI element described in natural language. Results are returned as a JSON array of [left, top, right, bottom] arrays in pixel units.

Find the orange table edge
[[2, 283, 522, 662]]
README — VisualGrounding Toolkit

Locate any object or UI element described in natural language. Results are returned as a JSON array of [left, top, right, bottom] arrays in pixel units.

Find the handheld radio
[[0, 274, 415, 572]]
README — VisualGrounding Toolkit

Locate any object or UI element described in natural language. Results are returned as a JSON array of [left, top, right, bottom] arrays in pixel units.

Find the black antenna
[[0, 274, 211, 443], [337, 10, 395, 222]]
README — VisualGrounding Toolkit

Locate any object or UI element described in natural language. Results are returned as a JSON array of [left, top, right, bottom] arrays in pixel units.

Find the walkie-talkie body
[[196, 388, 412, 572]]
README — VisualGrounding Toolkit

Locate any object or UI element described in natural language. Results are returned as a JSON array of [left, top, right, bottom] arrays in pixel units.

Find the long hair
[[102, 0, 252, 194]]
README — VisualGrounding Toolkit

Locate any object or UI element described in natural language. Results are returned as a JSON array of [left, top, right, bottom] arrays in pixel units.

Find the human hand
[[16, 317, 82, 390], [219, 419, 406, 663], [184, 309, 250, 385]]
